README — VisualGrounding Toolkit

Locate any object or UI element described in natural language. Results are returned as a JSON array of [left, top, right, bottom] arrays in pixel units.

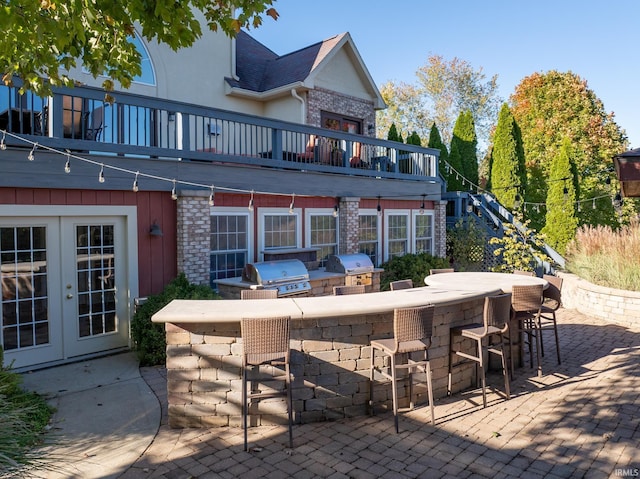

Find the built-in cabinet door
[[1, 216, 130, 369]]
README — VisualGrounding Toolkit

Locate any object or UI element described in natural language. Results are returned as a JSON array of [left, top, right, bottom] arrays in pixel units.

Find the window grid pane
[[264, 215, 297, 249], [415, 215, 433, 254], [387, 214, 408, 260], [210, 215, 249, 289], [358, 215, 378, 266], [310, 215, 337, 267]]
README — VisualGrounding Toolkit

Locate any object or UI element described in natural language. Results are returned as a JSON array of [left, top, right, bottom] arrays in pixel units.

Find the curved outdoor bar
[[153, 283, 515, 428]]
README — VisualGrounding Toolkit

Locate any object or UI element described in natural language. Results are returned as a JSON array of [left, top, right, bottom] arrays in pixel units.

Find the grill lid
[[325, 253, 374, 274], [242, 259, 310, 285]]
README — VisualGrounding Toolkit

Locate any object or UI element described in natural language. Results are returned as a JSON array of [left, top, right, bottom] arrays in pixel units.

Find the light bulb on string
[[171, 180, 178, 200], [289, 193, 295, 214], [132, 171, 139, 192], [209, 186, 215, 206], [563, 186, 569, 201], [64, 151, 71, 174], [98, 164, 105, 183], [577, 201, 581, 212], [419, 195, 425, 215], [248, 190, 254, 212], [513, 194, 521, 209], [592, 198, 596, 210], [0, 131, 6, 150], [333, 204, 339, 218], [27, 143, 37, 161], [376, 197, 381, 216]]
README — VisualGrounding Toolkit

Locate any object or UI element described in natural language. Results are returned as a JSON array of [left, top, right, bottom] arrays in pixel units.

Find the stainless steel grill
[[325, 254, 374, 275], [241, 259, 311, 296]]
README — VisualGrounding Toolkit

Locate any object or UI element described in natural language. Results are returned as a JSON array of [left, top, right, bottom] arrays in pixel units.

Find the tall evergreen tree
[[489, 103, 527, 210], [428, 123, 450, 185], [406, 131, 421, 146], [387, 123, 401, 142], [541, 137, 579, 255], [449, 111, 478, 191]]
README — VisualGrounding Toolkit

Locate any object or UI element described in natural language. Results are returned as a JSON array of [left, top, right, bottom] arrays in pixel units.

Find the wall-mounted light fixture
[[149, 222, 163, 237], [367, 123, 375, 135]]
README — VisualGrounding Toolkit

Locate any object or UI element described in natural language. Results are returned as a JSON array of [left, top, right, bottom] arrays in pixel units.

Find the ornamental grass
[[565, 221, 640, 292]]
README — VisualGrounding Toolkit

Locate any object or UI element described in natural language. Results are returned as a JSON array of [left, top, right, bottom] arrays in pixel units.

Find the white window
[[413, 210, 435, 255], [358, 209, 381, 266], [210, 208, 253, 288], [305, 208, 338, 267], [258, 208, 301, 259], [384, 210, 410, 261]]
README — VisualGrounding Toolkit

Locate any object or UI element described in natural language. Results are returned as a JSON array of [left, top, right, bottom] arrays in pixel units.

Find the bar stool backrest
[[511, 284, 544, 313], [390, 279, 413, 290], [394, 305, 434, 354], [241, 289, 278, 300], [429, 268, 454, 275], [333, 284, 366, 295], [241, 316, 290, 366], [484, 293, 512, 334], [542, 274, 563, 309]]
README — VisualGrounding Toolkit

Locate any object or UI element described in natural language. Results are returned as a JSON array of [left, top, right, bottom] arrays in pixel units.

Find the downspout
[[291, 88, 305, 124]]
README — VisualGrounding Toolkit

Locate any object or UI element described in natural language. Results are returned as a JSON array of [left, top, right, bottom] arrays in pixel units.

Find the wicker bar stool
[[241, 316, 293, 451], [390, 279, 413, 290], [540, 274, 563, 365], [369, 305, 435, 432], [333, 284, 366, 295], [429, 268, 454, 275], [511, 284, 544, 377], [241, 289, 278, 300], [447, 293, 512, 408]]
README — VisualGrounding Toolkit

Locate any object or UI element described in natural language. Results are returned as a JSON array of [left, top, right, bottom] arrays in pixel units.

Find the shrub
[[446, 217, 486, 271], [380, 253, 450, 291], [0, 346, 54, 476], [489, 215, 551, 274], [131, 273, 221, 366], [566, 222, 640, 291]]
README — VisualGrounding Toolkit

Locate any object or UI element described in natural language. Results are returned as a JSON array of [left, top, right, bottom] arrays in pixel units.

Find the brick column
[[434, 200, 447, 258], [176, 190, 210, 285], [338, 197, 360, 254]]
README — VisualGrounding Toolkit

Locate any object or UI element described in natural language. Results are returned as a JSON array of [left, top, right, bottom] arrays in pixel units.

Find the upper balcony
[[0, 82, 442, 194]]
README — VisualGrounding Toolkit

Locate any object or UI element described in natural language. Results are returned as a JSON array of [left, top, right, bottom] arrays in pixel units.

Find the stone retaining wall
[[165, 298, 484, 428], [558, 272, 640, 329]]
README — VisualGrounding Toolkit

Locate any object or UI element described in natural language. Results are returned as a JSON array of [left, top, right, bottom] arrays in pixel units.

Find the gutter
[[291, 88, 305, 124]]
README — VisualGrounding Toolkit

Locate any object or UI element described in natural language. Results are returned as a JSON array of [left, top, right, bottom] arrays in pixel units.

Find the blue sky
[[250, 0, 639, 149]]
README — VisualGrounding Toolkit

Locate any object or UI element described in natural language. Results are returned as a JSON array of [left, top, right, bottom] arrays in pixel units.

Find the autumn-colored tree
[[541, 137, 579, 255], [377, 55, 501, 150], [489, 103, 526, 210], [510, 71, 629, 229], [0, 1, 278, 96], [448, 111, 478, 191]]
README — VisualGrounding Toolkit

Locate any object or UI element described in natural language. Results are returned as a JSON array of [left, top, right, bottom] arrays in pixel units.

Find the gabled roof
[[227, 31, 385, 109]]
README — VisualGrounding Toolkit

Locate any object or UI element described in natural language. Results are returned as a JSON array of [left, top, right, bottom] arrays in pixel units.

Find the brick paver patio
[[124, 308, 640, 479]]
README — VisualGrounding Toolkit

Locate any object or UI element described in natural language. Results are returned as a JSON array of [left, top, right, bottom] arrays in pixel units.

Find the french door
[[1, 214, 131, 369]]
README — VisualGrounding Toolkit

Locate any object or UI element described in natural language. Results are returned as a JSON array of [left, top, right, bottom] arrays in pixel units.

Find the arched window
[[130, 34, 156, 86]]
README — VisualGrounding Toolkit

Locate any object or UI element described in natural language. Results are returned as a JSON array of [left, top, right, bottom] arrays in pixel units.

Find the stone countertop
[[424, 271, 548, 293], [152, 286, 501, 324]]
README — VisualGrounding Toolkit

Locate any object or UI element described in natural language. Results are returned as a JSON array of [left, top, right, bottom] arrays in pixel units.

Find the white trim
[[358, 208, 382, 266], [257, 207, 302, 260], [304, 208, 338, 264], [411, 209, 435, 255]]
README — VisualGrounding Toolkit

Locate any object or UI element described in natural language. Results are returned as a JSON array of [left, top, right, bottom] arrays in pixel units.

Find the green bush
[[131, 273, 221, 366], [380, 253, 450, 291], [0, 346, 54, 475], [446, 217, 486, 271]]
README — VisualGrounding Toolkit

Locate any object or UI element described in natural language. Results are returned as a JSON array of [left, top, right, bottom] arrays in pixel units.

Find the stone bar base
[[165, 298, 484, 428]]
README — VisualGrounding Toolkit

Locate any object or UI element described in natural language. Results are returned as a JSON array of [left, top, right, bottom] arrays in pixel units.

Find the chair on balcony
[[390, 279, 413, 291], [295, 134, 317, 163], [241, 316, 293, 451], [369, 305, 435, 432], [241, 289, 278, 300], [429, 268, 454, 275], [333, 284, 366, 295], [85, 106, 104, 141], [540, 274, 563, 365], [447, 293, 512, 408], [511, 284, 544, 377]]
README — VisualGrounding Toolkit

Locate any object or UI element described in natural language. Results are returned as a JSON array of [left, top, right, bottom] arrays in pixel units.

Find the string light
[[208, 185, 215, 206], [248, 190, 254, 212], [27, 143, 37, 161], [171, 179, 178, 200], [513, 194, 521, 209], [592, 198, 596, 209], [132, 171, 139, 192], [64, 150, 71, 174], [377, 196, 381, 216], [419, 195, 425, 215], [563, 186, 569, 201], [333, 204, 339, 218], [0, 131, 6, 150], [289, 193, 295, 214], [98, 164, 105, 183]]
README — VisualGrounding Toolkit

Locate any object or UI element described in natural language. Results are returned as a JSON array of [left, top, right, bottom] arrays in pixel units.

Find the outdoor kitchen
[[214, 249, 381, 298]]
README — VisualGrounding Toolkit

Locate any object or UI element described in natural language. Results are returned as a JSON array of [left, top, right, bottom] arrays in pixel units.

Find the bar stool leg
[[426, 359, 435, 425], [390, 354, 400, 433], [369, 346, 376, 415], [243, 367, 249, 451], [477, 337, 486, 408]]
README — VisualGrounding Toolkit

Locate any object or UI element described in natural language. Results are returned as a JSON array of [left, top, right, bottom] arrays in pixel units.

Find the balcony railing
[[0, 81, 440, 181]]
